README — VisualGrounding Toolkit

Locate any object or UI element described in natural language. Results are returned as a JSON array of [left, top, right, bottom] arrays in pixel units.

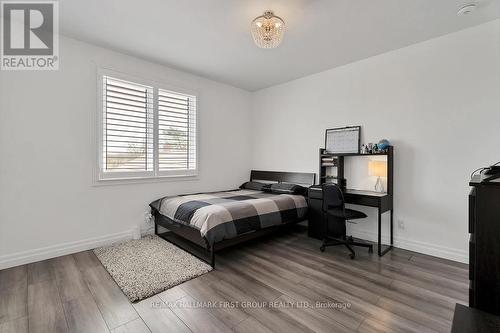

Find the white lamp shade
[[368, 160, 387, 177]]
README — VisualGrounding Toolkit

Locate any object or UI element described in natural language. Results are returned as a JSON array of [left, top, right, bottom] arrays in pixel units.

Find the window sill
[[93, 174, 199, 187]]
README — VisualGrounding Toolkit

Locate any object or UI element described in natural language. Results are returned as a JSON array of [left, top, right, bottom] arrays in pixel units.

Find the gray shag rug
[[93, 235, 212, 302]]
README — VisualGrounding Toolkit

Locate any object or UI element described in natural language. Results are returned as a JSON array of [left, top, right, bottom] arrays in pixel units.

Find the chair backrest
[[322, 183, 345, 212]]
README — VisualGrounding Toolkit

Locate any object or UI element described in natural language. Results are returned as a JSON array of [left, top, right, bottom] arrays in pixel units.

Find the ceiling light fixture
[[251, 11, 285, 49], [457, 3, 478, 16]]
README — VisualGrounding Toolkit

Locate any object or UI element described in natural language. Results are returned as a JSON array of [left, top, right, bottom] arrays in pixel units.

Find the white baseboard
[[0, 227, 468, 270], [350, 230, 468, 264], [0, 229, 134, 270]]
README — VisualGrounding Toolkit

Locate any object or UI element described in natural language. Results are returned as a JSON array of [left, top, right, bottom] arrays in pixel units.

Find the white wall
[[0, 36, 252, 268], [251, 20, 500, 262]]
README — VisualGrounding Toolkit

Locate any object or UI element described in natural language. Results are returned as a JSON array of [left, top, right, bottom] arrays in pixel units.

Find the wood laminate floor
[[0, 228, 468, 333]]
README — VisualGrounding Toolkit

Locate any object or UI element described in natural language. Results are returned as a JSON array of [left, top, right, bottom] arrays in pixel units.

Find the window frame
[[95, 68, 199, 184]]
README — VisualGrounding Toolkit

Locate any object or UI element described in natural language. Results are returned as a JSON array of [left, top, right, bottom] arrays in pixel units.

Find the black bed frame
[[152, 170, 316, 268]]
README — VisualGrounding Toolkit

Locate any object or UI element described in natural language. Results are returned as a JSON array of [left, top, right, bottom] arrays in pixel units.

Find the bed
[[149, 170, 316, 267]]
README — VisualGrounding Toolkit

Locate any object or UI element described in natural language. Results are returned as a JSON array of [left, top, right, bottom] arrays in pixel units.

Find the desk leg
[[390, 209, 394, 247], [378, 209, 394, 257], [378, 210, 382, 256]]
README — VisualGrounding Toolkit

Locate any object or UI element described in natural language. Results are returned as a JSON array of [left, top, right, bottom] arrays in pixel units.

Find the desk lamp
[[369, 160, 387, 193]]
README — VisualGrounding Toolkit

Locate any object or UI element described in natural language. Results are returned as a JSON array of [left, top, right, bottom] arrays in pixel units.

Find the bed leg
[[154, 222, 158, 235], [210, 247, 215, 269]]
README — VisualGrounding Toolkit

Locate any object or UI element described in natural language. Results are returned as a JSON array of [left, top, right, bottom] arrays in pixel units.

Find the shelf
[[321, 146, 393, 157], [322, 152, 389, 157]]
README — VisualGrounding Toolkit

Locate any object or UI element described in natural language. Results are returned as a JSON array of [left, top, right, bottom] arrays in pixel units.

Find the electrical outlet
[[397, 219, 405, 230], [143, 211, 153, 224]]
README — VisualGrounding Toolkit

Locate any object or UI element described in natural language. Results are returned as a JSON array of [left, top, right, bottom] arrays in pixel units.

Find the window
[[157, 89, 197, 175], [98, 74, 197, 181], [102, 77, 154, 176]]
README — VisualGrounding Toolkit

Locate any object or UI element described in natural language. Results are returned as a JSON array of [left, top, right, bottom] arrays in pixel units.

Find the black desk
[[308, 186, 394, 256]]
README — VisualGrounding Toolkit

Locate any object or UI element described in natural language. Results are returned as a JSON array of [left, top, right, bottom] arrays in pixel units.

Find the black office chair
[[319, 183, 373, 259]]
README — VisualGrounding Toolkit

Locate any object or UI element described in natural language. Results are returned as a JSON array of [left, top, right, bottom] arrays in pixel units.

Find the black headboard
[[250, 170, 316, 186]]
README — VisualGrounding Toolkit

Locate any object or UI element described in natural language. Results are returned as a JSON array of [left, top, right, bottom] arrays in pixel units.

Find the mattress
[[150, 189, 308, 245]]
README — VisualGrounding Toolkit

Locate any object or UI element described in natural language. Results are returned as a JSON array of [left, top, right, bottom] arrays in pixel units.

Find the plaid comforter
[[152, 189, 308, 245]]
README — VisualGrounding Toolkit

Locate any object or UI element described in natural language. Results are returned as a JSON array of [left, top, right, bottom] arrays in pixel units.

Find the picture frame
[[325, 126, 361, 154]]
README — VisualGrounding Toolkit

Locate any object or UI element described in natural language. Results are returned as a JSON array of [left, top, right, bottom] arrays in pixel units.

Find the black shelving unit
[[319, 147, 393, 193]]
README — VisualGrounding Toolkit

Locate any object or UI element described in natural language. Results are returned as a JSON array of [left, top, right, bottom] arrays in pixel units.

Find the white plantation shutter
[[158, 89, 197, 176], [102, 76, 154, 177], [98, 73, 197, 181]]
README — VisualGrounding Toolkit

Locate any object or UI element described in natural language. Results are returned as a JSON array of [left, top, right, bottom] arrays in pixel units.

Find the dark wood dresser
[[469, 175, 500, 315], [451, 304, 500, 333]]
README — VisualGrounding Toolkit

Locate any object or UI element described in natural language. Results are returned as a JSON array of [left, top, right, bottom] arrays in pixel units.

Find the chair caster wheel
[[368, 247, 373, 253], [349, 254, 355, 260], [320, 246, 325, 252]]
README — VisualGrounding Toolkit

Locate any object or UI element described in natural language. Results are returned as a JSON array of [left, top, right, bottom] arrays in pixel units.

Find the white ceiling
[[59, 0, 500, 91]]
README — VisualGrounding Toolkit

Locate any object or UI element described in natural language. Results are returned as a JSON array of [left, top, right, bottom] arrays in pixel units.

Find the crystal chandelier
[[251, 11, 285, 49]]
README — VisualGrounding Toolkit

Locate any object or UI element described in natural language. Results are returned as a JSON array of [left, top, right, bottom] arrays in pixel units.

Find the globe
[[378, 139, 390, 150]]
